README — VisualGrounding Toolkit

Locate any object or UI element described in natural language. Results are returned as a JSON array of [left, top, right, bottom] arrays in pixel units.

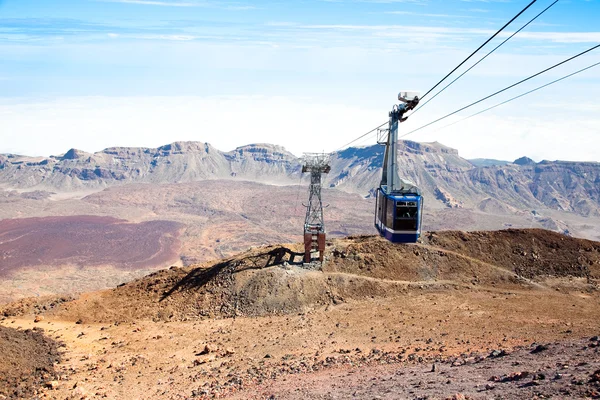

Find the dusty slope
[[5, 229, 596, 324], [0, 325, 62, 399], [1, 229, 599, 399]]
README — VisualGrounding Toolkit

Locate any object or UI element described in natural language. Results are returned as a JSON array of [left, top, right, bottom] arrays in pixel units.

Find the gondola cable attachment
[[375, 92, 423, 243]]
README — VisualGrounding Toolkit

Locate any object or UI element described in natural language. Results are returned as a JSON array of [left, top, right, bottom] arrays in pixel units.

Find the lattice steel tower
[[302, 153, 331, 263]]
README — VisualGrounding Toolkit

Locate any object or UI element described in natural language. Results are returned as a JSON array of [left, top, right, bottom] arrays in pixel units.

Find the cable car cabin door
[[375, 188, 422, 243]]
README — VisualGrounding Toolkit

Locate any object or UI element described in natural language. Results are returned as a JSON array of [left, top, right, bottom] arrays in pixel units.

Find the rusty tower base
[[304, 231, 326, 263]]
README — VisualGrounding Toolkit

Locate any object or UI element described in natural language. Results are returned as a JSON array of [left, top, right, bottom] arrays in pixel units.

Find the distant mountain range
[[1, 140, 599, 218]]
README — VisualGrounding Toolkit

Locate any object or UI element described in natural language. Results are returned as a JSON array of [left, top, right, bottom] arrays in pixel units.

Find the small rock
[[45, 380, 59, 390], [452, 359, 465, 367], [533, 373, 546, 380], [193, 356, 215, 366], [71, 385, 88, 399], [225, 348, 236, 356], [197, 344, 214, 355], [531, 344, 549, 354], [499, 371, 530, 382], [489, 349, 507, 358]]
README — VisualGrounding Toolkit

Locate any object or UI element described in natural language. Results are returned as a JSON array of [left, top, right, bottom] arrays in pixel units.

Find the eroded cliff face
[[1, 140, 600, 218], [225, 144, 301, 183], [527, 161, 600, 217], [0, 142, 298, 190]]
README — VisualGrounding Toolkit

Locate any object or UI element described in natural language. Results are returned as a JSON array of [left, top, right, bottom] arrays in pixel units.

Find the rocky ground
[[240, 336, 600, 399], [0, 325, 62, 399], [0, 229, 599, 399]]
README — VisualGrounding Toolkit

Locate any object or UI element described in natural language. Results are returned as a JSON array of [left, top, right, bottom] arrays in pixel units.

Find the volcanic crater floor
[[1, 229, 600, 399]]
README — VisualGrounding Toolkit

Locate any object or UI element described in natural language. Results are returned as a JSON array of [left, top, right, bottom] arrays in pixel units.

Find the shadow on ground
[[161, 247, 304, 301]]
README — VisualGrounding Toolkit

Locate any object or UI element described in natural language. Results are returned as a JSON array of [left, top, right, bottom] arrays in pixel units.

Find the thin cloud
[[226, 5, 256, 10], [460, 0, 511, 3], [101, 0, 200, 6], [382, 10, 472, 18], [295, 24, 600, 45], [510, 31, 600, 43], [321, 0, 427, 3], [98, 0, 255, 8]]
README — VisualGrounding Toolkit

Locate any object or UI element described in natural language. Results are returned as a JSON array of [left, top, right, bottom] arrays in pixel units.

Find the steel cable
[[333, 1, 542, 152], [429, 60, 600, 134], [400, 43, 600, 138], [412, 0, 560, 115], [419, 0, 538, 101]]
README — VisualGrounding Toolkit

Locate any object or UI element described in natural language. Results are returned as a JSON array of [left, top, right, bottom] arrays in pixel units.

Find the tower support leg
[[304, 233, 313, 263], [317, 232, 326, 262]]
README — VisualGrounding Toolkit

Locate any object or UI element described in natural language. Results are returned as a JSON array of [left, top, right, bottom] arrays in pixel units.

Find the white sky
[[2, 94, 599, 162]]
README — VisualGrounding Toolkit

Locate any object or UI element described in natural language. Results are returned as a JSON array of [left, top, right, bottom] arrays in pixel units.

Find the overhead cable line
[[400, 43, 600, 138], [334, 121, 388, 152], [412, 0, 559, 115], [333, 0, 540, 153], [419, 0, 538, 101], [431, 60, 600, 133]]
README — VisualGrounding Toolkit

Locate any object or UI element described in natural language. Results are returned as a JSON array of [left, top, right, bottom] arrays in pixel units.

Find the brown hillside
[[4, 229, 598, 324]]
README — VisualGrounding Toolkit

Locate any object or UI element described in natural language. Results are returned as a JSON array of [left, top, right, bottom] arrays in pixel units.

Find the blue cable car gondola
[[374, 92, 423, 243]]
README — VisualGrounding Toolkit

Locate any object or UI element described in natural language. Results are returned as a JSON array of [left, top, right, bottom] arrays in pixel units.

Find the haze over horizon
[[1, 0, 599, 162]]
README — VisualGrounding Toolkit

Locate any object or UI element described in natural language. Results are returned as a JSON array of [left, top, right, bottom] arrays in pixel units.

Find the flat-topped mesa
[[538, 160, 600, 167], [154, 141, 214, 156], [226, 143, 299, 163]]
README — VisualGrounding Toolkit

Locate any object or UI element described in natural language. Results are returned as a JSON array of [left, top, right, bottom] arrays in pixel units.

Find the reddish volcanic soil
[[0, 216, 183, 275]]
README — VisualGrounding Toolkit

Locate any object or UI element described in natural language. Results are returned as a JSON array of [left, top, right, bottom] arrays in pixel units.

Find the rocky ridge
[[2, 140, 600, 217]]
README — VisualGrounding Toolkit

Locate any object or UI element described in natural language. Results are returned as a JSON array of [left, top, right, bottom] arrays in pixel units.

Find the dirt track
[[1, 229, 599, 399]]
